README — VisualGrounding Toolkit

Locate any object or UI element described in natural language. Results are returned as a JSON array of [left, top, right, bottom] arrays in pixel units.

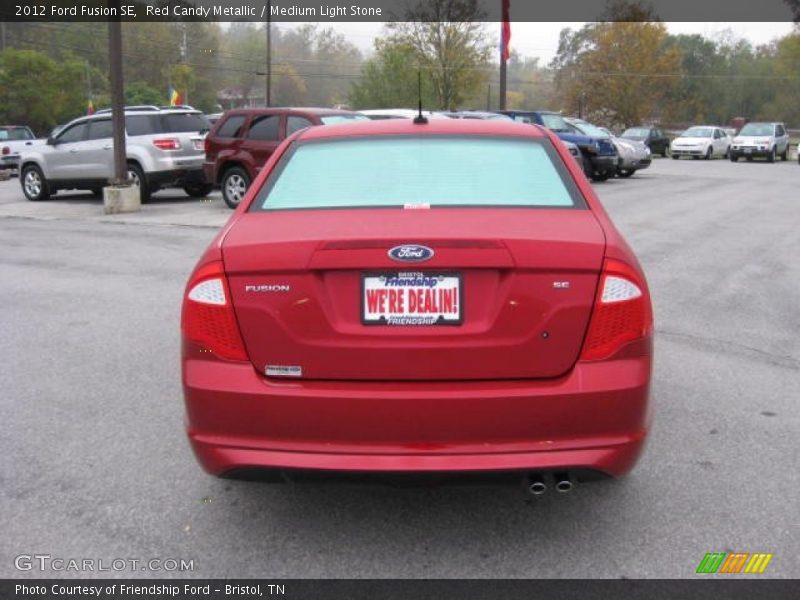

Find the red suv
[[203, 108, 367, 208]]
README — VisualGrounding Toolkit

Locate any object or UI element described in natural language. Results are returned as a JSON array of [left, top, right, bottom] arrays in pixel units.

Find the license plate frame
[[361, 272, 463, 326]]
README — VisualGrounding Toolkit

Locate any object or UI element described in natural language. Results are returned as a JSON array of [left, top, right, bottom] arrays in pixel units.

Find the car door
[[775, 124, 789, 154], [243, 113, 283, 177], [82, 118, 115, 180], [711, 128, 723, 156], [46, 121, 90, 181]]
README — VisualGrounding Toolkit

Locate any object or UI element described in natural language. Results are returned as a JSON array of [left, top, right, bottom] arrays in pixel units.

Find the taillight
[[181, 261, 248, 361], [203, 137, 211, 154], [1, 146, 9, 155], [152, 138, 181, 151], [581, 259, 652, 361]]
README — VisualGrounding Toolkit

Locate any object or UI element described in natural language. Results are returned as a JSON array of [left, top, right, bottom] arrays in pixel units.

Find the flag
[[87, 99, 95, 115], [168, 84, 182, 107], [501, 0, 511, 62]]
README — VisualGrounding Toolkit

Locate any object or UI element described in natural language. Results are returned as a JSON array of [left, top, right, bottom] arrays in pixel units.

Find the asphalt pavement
[[1, 157, 798, 578]]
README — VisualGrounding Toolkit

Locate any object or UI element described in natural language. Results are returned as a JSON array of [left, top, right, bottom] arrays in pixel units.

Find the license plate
[[362, 272, 462, 326]]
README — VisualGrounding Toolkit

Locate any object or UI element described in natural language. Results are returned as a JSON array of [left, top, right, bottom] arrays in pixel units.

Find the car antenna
[[413, 71, 428, 125]]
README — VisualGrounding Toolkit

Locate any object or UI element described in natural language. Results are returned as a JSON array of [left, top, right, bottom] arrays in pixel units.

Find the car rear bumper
[[183, 342, 653, 479], [0, 154, 20, 170], [148, 167, 206, 189]]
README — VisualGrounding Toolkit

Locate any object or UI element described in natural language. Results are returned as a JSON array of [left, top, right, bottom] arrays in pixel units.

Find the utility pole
[[265, 0, 272, 107], [108, 6, 126, 184], [180, 23, 188, 105]]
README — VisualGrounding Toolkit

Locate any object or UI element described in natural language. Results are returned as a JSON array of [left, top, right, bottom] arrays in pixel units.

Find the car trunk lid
[[223, 208, 605, 381]]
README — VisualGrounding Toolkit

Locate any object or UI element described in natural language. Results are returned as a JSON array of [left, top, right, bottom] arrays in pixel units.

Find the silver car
[[730, 122, 790, 163], [19, 107, 212, 202]]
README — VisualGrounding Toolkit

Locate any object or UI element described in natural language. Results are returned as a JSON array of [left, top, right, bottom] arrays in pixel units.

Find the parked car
[[359, 109, 451, 120], [0, 126, 39, 172], [620, 126, 671, 157], [598, 126, 651, 177], [498, 110, 619, 181], [437, 110, 514, 121], [729, 122, 790, 162], [670, 126, 731, 160], [203, 107, 368, 209], [181, 118, 654, 490], [18, 107, 212, 202]]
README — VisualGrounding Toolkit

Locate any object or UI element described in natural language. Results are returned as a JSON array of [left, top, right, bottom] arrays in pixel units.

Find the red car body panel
[[182, 119, 654, 481]]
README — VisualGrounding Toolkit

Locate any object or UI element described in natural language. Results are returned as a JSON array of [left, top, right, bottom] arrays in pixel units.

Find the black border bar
[[3, 579, 800, 600], [2, 0, 800, 22]]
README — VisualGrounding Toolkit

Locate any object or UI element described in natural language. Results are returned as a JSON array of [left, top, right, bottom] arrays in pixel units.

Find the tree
[[385, 0, 492, 109], [349, 39, 436, 108], [551, 21, 681, 127], [124, 81, 163, 106], [0, 49, 105, 134]]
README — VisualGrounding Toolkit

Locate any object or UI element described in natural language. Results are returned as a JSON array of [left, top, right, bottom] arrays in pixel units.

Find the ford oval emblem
[[388, 244, 435, 262]]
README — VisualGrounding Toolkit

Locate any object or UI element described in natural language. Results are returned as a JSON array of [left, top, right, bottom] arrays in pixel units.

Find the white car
[[670, 126, 731, 160], [730, 122, 790, 163]]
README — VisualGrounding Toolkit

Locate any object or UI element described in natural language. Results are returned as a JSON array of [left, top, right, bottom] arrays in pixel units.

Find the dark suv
[[204, 108, 367, 208], [497, 110, 619, 181]]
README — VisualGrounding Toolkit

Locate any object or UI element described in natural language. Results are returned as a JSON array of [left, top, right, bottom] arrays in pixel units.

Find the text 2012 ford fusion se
[[181, 117, 653, 495]]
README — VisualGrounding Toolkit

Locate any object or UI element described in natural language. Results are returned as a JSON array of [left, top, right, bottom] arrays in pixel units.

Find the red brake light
[[1, 146, 9, 155], [181, 261, 248, 361], [203, 137, 211, 154], [153, 138, 181, 151], [581, 259, 652, 361]]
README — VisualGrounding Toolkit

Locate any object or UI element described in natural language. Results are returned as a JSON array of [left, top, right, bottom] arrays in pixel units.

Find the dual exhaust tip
[[526, 472, 573, 496]]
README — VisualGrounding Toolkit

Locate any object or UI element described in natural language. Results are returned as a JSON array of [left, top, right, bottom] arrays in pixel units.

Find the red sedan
[[181, 117, 653, 495]]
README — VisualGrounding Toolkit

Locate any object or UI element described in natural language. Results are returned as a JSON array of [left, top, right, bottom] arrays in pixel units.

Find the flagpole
[[499, 0, 510, 111]]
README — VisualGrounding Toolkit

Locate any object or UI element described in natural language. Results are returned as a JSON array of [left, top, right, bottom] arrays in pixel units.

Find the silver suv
[[730, 122, 790, 163], [19, 106, 211, 202]]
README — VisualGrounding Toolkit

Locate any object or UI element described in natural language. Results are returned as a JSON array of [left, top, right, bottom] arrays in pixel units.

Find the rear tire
[[590, 170, 610, 182], [221, 166, 250, 209], [21, 165, 50, 201], [780, 145, 788, 161], [126, 163, 151, 203], [661, 147, 668, 158], [618, 169, 634, 178], [183, 183, 213, 198], [91, 187, 103, 197], [730, 154, 738, 162], [671, 154, 679, 160], [767, 147, 776, 163]]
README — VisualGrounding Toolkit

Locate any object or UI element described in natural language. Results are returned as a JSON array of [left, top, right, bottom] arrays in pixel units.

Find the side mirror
[[46, 136, 57, 146]]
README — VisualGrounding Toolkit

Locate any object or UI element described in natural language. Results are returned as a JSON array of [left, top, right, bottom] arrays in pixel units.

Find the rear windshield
[[319, 114, 369, 125], [622, 128, 648, 137], [569, 121, 610, 138], [682, 127, 713, 138], [539, 114, 570, 132], [739, 123, 774, 136], [124, 113, 210, 136], [0, 127, 34, 140], [254, 136, 580, 211]]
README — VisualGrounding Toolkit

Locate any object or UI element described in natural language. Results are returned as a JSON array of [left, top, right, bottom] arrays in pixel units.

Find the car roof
[[294, 117, 548, 141]]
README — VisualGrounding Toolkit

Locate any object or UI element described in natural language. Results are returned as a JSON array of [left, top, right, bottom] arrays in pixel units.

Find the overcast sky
[[276, 22, 796, 64]]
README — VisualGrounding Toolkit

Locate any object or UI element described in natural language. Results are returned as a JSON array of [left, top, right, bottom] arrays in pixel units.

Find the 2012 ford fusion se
[[181, 117, 653, 495]]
